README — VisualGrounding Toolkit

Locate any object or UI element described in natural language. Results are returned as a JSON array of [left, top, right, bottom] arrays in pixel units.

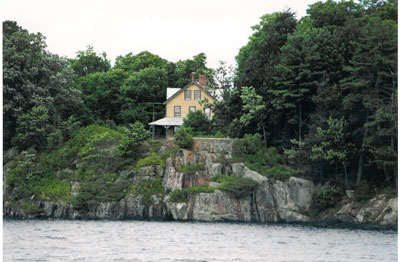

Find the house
[[149, 73, 216, 139]]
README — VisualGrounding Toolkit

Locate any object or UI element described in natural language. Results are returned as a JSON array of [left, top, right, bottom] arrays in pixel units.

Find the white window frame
[[184, 90, 192, 100], [194, 90, 201, 100], [174, 106, 181, 117]]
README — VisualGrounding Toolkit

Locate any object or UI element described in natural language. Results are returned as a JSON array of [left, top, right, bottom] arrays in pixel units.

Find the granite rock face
[[334, 195, 398, 226], [3, 139, 397, 228]]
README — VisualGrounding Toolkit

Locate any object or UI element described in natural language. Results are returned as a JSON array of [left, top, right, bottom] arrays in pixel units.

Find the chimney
[[191, 72, 196, 81], [198, 75, 207, 87]]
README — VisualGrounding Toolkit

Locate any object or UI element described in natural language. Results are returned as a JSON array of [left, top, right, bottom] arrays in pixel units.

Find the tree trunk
[[262, 122, 267, 148], [356, 123, 368, 186], [344, 164, 349, 190], [298, 103, 302, 143], [391, 135, 397, 186]]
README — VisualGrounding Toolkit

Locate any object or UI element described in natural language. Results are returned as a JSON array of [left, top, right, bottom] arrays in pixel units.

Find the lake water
[[3, 220, 397, 262]]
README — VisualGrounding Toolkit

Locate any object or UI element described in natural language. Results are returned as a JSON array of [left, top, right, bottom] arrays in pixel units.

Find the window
[[184, 90, 191, 100], [194, 90, 201, 100], [189, 106, 196, 112], [174, 106, 181, 117], [204, 108, 211, 118]]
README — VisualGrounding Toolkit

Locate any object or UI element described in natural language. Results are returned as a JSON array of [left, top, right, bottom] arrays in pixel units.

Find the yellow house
[[149, 74, 216, 139]]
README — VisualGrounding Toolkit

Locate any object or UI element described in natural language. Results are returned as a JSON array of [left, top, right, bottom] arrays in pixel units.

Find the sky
[[2, 0, 321, 69]]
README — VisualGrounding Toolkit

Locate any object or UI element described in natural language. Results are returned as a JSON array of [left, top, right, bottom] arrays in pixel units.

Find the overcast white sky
[[2, 0, 320, 69]]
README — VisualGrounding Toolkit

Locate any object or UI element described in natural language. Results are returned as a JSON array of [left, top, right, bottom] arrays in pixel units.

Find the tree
[[173, 53, 214, 87], [114, 51, 168, 73], [340, 16, 397, 185], [235, 10, 297, 145], [120, 66, 168, 124], [311, 117, 351, 189], [15, 106, 50, 150], [204, 61, 241, 136], [239, 86, 268, 147], [236, 10, 297, 93], [3, 21, 83, 150], [70, 46, 111, 77], [76, 69, 126, 124]]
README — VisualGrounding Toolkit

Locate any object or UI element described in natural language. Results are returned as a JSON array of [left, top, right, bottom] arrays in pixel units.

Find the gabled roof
[[163, 81, 216, 105], [166, 88, 180, 99]]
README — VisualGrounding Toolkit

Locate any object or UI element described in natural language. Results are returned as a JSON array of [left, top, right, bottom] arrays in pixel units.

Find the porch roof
[[148, 117, 183, 127]]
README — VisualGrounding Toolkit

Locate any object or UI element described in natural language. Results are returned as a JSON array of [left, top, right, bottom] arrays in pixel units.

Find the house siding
[[165, 84, 214, 118]]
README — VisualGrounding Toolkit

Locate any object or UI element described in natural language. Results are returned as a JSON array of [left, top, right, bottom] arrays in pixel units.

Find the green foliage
[[15, 106, 50, 150], [169, 184, 215, 203], [136, 153, 165, 169], [172, 53, 215, 88], [31, 176, 71, 201], [183, 110, 212, 135], [174, 126, 194, 149], [211, 174, 259, 199], [3, 21, 82, 151], [169, 189, 187, 203], [118, 122, 151, 159], [312, 183, 342, 210], [232, 135, 294, 180], [71, 45, 111, 77], [19, 203, 43, 215], [239, 86, 267, 143], [176, 163, 205, 172], [232, 133, 263, 157], [72, 172, 131, 211], [4, 151, 71, 202], [130, 178, 164, 205], [311, 117, 349, 164]]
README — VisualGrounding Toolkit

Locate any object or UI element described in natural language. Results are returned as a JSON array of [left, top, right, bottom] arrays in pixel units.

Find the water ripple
[[3, 220, 397, 262]]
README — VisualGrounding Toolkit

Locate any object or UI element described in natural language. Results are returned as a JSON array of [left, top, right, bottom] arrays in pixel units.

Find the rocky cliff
[[3, 138, 397, 228]]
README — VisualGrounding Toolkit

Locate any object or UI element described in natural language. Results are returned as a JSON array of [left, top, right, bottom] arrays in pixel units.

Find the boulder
[[288, 177, 315, 212], [162, 158, 183, 191], [356, 195, 398, 225], [190, 190, 252, 222], [210, 163, 222, 176], [164, 195, 188, 220]]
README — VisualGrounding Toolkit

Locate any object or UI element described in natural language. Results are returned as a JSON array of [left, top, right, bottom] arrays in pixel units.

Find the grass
[[136, 153, 165, 169], [169, 184, 215, 203], [176, 163, 205, 172], [211, 174, 259, 199]]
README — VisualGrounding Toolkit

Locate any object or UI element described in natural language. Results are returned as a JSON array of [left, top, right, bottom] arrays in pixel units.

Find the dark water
[[3, 220, 397, 262]]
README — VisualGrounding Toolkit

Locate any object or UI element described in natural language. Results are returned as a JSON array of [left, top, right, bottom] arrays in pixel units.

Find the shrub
[[176, 163, 205, 172], [19, 203, 43, 215], [136, 153, 165, 169], [232, 133, 263, 157], [174, 126, 193, 149], [118, 121, 151, 159], [183, 110, 212, 135], [169, 189, 187, 203], [312, 183, 342, 210], [211, 174, 259, 199], [159, 146, 179, 163], [232, 136, 294, 180], [169, 184, 215, 203], [72, 172, 131, 211], [31, 176, 71, 201], [130, 178, 164, 205]]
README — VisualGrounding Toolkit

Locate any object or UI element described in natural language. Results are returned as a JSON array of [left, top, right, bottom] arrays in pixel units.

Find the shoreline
[[3, 217, 397, 232]]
